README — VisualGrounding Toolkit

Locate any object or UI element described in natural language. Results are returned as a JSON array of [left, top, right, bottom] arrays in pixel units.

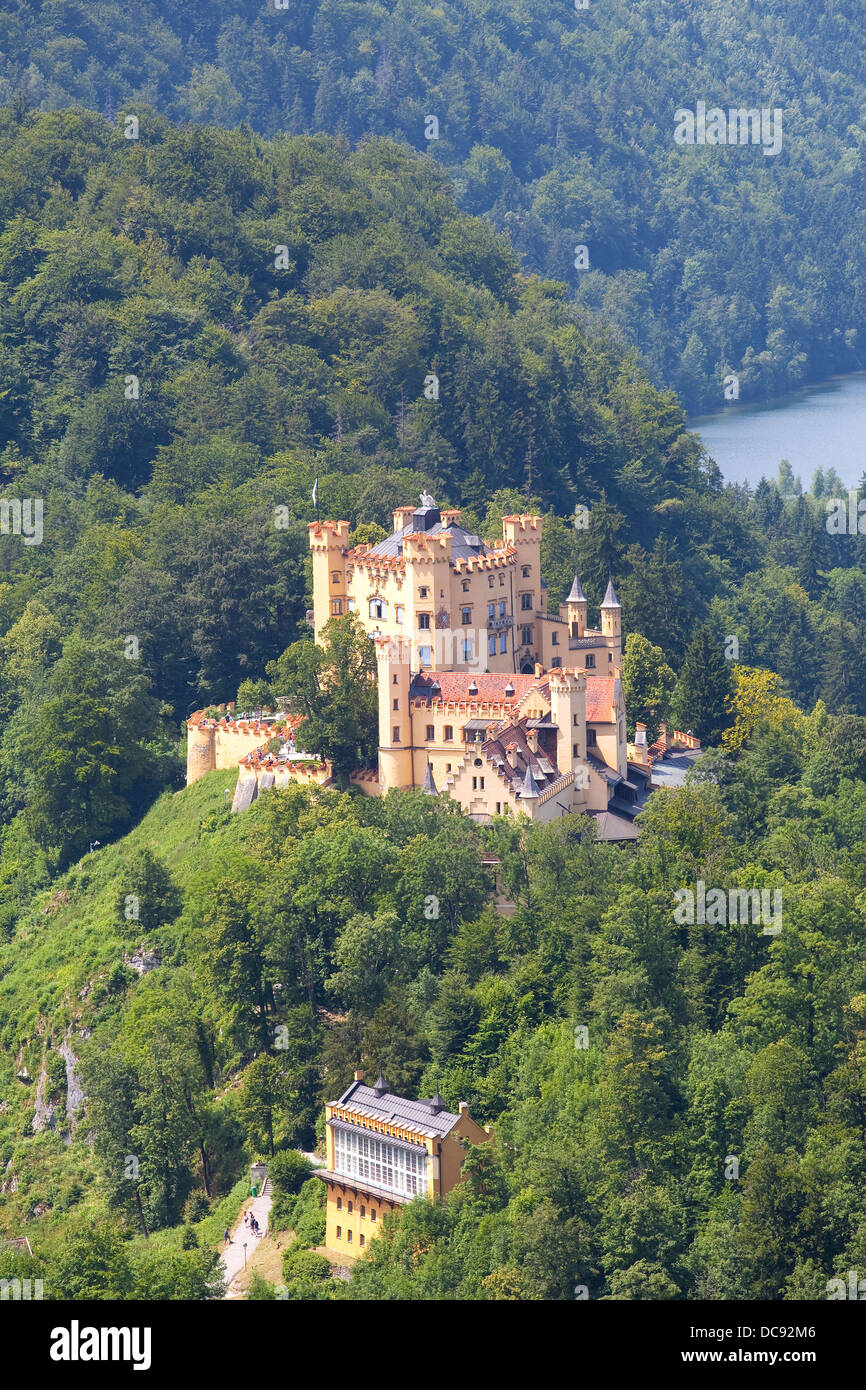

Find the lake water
[[691, 372, 866, 490]]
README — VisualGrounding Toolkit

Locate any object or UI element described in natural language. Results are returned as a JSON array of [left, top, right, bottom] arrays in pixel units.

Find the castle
[[309, 496, 649, 835], [317, 1071, 489, 1257], [309, 494, 623, 676], [185, 497, 689, 837]]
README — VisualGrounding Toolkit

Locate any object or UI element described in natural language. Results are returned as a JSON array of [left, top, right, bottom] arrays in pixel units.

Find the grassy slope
[[0, 767, 248, 1243]]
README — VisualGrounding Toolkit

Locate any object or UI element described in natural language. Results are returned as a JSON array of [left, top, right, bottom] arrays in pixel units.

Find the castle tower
[[565, 574, 588, 638], [402, 523, 453, 668], [549, 667, 589, 808], [502, 514, 542, 668], [600, 578, 622, 669], [309, 520, 350, 642], [186, 719, 216, 784], [375, 634, 414, 791]]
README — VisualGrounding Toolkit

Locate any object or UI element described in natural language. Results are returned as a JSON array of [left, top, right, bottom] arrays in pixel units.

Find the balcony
[[488, 614, 513, 632]]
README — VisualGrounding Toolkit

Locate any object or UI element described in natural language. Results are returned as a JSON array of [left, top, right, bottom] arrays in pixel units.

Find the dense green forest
[[1, 0, 865, 408], [4, 704, 866, 1300], [2, 103, 866, 1302]]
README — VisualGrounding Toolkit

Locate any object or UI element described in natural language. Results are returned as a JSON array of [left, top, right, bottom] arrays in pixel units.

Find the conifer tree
[[670, 625, 733, 745]]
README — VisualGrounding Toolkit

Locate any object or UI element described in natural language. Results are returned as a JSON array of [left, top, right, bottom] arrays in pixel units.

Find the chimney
[[506, 743, 517, 769], [527, 728, 539, 753], [458, 1102, 468, 1115], [534, 663, 543, 678], [353, 1069, 365, 1082]]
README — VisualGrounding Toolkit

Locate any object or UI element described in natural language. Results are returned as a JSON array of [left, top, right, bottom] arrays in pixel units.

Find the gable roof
[[361, 511, 491, 564], [410, 671, 539, 707], [585, 676, 620, 723], [331, 1080, 462, 1139]]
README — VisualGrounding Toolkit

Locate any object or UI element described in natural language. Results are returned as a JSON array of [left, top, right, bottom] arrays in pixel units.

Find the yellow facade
[[320, 1074, 489, 1258], [309, 503, 621, 679]]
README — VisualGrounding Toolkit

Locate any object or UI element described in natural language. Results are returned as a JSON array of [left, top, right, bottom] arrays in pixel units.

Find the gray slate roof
[[331, 1080, 461, 1138], [363, 508, 490, 564]]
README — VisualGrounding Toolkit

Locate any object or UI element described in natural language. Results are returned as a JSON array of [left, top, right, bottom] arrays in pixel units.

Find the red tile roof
[[585, 677, 619, 723], [410, 672, 540, 705]]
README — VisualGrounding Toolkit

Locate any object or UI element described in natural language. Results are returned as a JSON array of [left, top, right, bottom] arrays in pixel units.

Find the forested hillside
[[2, 102, 866, 1304], [1, 107, 866, 907], [4, 706, 866, 1300], [1, 1, 864, 408]]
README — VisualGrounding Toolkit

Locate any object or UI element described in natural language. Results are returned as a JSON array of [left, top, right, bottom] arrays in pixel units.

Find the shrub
[[246, 1271, 279, 1300], [282, 1247, 331, 1283], [183, 1190, 211, 1223]]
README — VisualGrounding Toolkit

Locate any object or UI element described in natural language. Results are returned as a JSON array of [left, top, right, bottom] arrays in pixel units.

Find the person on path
[[224, 1228, 231, 1244]]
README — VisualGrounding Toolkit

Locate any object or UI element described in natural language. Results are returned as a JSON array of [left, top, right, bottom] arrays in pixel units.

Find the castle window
[[396, 605, 404, 622], [522, 566, 530, 578], [360, 1234, 365, 1247], [586, 654, 595, 669], [336, 1226, 342, 1238], [587, 729, 597, 746], [520, 626, 532, 645], [347, 597, 356, 611], [496, 802, 501, 814], [480, 777, 485, 789], [360, 1205, 365, 1217], [461, 607, 471, 625], [573, 714, 579, 725], [462, 580, 470, 592], [331, 600, 342, 615], [332, 571, 342, 584], [393, 698, 399, 711], [393, 675, 398, 684], [488, 602, 494, 620], [369, 598, 385, 619], [552, 631, 559, 645], [418, 613, 431, 630], [348, 1201, 353, 1213], [371, 1210, 377, 1221], [521, 593, 532, 611], [418, 645, 432, 666], [499, 601, 506, 618], [337, 1197, 342, 1210], [446, 763, 452, 773], [393, 727, 400, 742], [462, 637, 473, 661], [573, 743, 578, 757], [608, 652, 612, 662], [489, 635, 496, 656], [347, 1230, 353, 1243], [472, 777, 477, 790], [488, 576, 494, 587], [552, 656, 562, 667], [419, 586, 429, 598], [426, 724, 434, 740], [499, 633, 507, 653], [444, 726, 453, 741]]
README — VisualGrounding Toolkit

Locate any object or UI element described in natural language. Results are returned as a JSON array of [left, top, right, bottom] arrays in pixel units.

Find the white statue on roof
[[419, 490, 437, 507]]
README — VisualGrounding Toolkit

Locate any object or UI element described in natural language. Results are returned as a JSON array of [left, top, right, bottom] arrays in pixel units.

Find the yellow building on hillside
[[318, 1072, 489, 1257]]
